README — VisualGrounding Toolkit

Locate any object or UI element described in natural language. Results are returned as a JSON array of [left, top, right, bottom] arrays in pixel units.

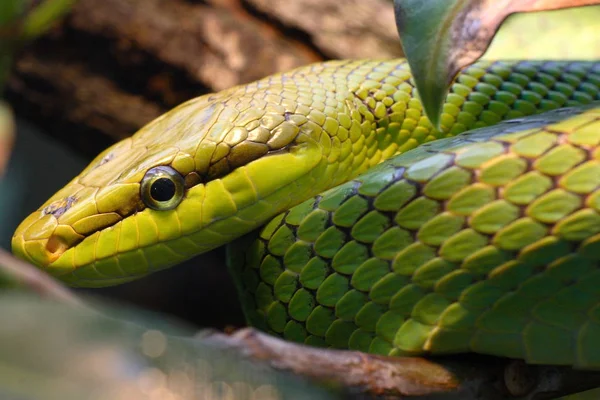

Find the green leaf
[[484, 6, 600, 60], [393, 0, 600, 129], [21, 0, 76, 40]]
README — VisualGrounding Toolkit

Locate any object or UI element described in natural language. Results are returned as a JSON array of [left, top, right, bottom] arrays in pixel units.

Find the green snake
[[11, 58, 600, 368]]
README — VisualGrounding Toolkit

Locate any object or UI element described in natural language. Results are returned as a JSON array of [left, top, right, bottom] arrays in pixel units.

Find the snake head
[[11, 89, 325, 287], [10, 129, 184, 286]]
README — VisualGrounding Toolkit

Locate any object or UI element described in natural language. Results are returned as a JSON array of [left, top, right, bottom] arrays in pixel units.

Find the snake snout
[[11, 216, 62, 269], [11, 195, 96, 273], [12, 234, 70, 268]]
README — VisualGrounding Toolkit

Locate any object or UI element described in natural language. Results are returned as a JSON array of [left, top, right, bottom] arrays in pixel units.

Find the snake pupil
[[150, 178, 176, 202]]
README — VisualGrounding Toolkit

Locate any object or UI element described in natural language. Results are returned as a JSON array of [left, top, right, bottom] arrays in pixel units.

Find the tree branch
[[199, 328, 600, 399]]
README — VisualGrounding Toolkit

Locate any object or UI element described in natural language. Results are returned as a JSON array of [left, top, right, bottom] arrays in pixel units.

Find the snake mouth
[[11, 222, 78, 275], [45, 235, 71, 262], [11, 201, 118, 275]]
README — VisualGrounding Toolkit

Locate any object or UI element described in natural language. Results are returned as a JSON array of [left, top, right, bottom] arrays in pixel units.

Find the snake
[[10, 58, 600, 368]]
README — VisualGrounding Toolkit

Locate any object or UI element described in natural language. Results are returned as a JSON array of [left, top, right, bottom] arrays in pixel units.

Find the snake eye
[[141, 166, 185, 210]]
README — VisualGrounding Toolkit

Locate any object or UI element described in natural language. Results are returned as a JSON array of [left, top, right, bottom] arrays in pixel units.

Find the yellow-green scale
[[228, 104, 600, 368], [191, 59, 600, 257], [235, 58, 600, 194]]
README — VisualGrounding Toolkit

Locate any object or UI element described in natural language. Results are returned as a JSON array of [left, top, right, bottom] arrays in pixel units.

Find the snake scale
[[11, 58, 600, 368]]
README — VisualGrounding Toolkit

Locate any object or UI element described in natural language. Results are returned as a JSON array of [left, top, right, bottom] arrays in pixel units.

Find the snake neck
[[294, 59, 600, 191]]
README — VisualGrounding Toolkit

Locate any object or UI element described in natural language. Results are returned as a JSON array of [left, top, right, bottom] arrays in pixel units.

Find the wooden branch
[[199, 328, 600, 399]]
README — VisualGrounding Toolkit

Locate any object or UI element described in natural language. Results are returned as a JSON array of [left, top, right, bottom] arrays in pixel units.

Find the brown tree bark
[[6, 0, 402, 157]]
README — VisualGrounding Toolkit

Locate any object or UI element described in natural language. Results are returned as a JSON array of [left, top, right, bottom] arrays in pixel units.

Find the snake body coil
[[230, 105, 600, 368], [11, 59, 600, 367]]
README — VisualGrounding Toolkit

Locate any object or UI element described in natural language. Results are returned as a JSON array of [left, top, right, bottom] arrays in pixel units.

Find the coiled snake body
[[11, 59, 600, 368]]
